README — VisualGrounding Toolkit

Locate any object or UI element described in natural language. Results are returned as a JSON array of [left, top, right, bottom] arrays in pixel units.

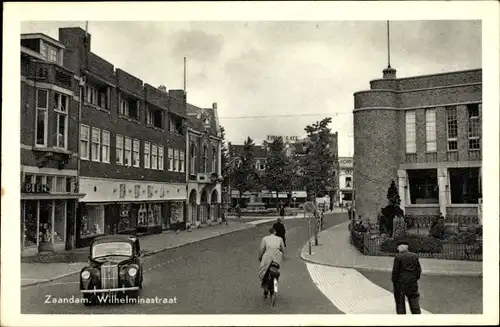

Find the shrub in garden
[[379, 235, 443, 254]]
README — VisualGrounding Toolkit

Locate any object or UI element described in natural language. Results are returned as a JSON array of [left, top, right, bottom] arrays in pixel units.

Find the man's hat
[[396, 239, 409, 246]]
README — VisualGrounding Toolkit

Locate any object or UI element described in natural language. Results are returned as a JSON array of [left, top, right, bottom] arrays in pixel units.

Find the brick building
[[353, 67, 482, 223], [338, 157, 353, 206], [21, 33, 84, 256], [20, 27, 222, 255], [186, 103, 223, 227]]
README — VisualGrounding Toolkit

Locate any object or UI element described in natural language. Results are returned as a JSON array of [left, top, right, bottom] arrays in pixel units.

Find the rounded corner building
[[353, 66, 482, 225]]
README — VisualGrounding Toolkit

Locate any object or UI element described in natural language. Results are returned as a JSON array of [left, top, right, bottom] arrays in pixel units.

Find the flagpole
[[183, 57, 187, 92], [387, 20, 391, 68]]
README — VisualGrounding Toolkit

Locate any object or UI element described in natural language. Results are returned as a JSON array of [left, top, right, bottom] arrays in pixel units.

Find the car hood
[[91, 256, 132, 265]]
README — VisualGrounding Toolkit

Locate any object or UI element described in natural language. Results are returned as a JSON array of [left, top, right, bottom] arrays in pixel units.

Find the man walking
[[272, 218, 286, 247], [392, 240, 422, 314]]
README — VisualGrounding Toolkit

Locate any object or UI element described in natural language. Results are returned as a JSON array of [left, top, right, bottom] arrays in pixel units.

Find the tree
[[381, 180, 404, 236], [219, 126, 232, 206], [302, 117, 337, 202], [232, 137, 260, 206], [263, 137, 294, 206]]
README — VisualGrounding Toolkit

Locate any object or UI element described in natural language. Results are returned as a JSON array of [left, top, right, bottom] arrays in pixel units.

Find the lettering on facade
[[160, 186, 165, 198], [22, 182, 50, 193], [119, 184, 126, 198], [134, 185, 141, 198], [147, 185, 153, 198]]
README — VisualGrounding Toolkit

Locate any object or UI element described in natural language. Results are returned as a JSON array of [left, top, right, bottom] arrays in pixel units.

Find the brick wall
[[353, 109, 401, 222]]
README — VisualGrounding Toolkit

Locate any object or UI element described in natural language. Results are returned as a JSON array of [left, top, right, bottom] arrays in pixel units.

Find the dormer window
[[146, 105, 163, 129], [85, 83, 110, 110], [40, 41, 60, 64], [169, 114, 185, 135], [119, 93, 139, 120]]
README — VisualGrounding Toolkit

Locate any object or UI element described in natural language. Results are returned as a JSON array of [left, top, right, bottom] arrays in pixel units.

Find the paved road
[[22, 213, 346, 314], [360, 271, 483, 314]]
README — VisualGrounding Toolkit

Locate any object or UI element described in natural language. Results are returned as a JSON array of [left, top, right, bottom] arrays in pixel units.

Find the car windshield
[[92, 242, 132, 258]]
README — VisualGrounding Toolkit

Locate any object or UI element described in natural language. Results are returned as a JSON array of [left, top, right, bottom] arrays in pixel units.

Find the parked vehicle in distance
[[79, 235, 143, 305]]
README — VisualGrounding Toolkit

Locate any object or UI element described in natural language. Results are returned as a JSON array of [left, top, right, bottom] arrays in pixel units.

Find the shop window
[[407, 169, 439, 204], [39, 200, 53, 244], [118, 204, 135, 232], [23, 201, 38, 247], [170, 202, 184, 225], [449, 167, 481, 204], [80, 205, 105, 238], [53, 200, 66, 243], [138, 204, 148, 227]]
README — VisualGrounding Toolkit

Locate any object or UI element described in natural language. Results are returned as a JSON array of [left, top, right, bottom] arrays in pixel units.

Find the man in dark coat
[[392, 239, 422, 314], [272, 218, 286, 247]]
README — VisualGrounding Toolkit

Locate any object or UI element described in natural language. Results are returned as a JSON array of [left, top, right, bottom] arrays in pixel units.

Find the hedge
[[379, 235, 443, 254]]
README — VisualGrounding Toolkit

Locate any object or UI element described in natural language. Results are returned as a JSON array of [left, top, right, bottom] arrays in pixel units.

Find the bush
[[379, 235, 443, 254], [448, 231, 477, 245]]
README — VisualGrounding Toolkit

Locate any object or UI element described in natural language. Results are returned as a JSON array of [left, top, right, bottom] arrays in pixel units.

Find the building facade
[[353, 67, 482, 223], [20, 27, 222, 255], [21, 33, 85, 256], [338, 157, 353, 206], [186, 103, 223, 227]]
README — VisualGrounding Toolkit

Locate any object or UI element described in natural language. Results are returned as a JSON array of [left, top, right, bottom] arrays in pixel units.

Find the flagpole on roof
[[183, 56, 187, 93], [387, 20, 391, 68]]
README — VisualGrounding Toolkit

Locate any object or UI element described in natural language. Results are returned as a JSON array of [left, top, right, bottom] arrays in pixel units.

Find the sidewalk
[[21, 221, 254, 287], [301, 221, 482, 277]]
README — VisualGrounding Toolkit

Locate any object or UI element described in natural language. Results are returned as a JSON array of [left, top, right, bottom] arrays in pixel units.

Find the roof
[[21, 33, 66, 49], [187, 103, 219, 136], [92, 234, 137, 245]]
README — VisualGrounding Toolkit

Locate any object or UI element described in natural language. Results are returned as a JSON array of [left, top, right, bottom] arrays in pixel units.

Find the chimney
[[158, 85, 167, 93], [212, 102, 217, 110]]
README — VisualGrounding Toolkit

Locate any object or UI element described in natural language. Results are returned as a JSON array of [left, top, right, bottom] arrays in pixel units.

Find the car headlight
[[81, 270, 91, 280], [128, 267, 138, 277]]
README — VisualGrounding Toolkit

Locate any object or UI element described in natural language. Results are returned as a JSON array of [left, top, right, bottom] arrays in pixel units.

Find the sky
[[21, 20, 481, 156]]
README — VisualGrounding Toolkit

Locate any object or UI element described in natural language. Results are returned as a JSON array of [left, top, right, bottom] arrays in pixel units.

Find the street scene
[[9, 14, 489, 322]]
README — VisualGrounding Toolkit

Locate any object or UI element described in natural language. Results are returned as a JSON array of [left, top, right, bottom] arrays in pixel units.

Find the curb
[[299, 242, 482, 277], [21, 224, 256, 288]]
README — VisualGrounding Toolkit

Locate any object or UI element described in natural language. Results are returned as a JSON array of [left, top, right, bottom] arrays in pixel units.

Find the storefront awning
[[21, 193, 87, 200]]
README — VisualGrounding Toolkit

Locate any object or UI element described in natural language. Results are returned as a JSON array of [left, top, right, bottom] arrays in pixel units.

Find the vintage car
[[79, 235, 143, 305]]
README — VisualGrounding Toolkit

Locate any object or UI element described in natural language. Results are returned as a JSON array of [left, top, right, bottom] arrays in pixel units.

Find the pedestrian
[[236, 204, 241, 221], [279, 203, 285, 220], [272, 218, 286, 247], [392, 239, 422, 314]]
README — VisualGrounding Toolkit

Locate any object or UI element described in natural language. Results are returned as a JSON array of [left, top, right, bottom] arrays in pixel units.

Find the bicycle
[[263, 261, 280, 306]]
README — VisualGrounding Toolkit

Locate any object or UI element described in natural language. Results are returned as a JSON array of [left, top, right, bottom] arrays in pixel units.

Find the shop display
[[80, 205, 105, 238]]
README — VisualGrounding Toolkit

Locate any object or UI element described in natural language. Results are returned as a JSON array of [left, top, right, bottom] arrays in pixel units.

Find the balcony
[[23, 61, 74, 90], [197, 172, 220, 184]]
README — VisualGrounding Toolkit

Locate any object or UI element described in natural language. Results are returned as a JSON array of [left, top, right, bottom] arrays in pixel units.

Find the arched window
[[202, 145, 208, 173], [212, 147, 217, 173], [190, 143, 196, 174]]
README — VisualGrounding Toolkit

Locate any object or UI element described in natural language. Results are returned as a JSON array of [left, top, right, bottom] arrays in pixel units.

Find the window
[[80, 125, 90, 160], [168, 148, 174, 171], [101, 131, 110, 163], [119, 95, 139, 120], [53, 93, 69, 149], [174, 149, 180, 172], [151, 144, 158, 170], [169, 114, 184, 135], [91, 127, 100, 161], [446, 106, 458, 151], [85, 85, 109, 110], [468, 104, 481, 150], [425, 109, 437, 152], [407, 169, 439, 204], [405, 111, 416, 153], [146, 106, 163, 129], [202, 145, 208, 173], [180, 150, 185, 173], [190, 143, 196, 174], [41, 42, 58, 64], [35, 89, 48, 146], [124, 137, 132, 166], [212, 147, 217, 173], [158, 146, 164, 170], [449, 167, 481, 204], [80, 205, 105, 238], [133, 139, 140, 167], [116, 135, 124, 165], [144, 142, 150, 169], [345, 177, 352, 188]]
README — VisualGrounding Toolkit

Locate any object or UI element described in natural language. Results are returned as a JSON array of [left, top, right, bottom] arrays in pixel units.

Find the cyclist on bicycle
[[258, 227, 285, 298], [272, 218, 286, 247]]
